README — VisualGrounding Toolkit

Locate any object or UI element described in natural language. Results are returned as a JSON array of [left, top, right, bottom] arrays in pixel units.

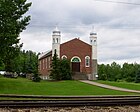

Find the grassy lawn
[[96, 80, 140, 91], [0, 77, 138, 95]]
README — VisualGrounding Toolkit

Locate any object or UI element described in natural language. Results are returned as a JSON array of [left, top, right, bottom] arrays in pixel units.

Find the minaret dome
[[52, 26, 61, 58]]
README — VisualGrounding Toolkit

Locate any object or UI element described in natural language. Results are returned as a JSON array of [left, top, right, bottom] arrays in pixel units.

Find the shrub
[[32, 73, 41, 82], [135, 69, 140, 83]]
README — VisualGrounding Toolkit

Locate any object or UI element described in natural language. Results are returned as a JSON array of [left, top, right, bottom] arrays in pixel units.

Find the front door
[[72, 62, 80, 72], [71, 57, 81, 72]]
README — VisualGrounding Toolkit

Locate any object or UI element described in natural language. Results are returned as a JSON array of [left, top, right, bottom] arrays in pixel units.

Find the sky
[[20, 0, 140, 65]]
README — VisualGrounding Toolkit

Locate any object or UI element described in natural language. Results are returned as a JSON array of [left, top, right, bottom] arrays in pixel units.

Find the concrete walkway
[[80, 80, 140, 94]]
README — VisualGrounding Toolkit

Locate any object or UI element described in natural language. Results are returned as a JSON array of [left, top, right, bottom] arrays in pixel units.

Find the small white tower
[[90, 29, 97, 60], [52, 27, 61, 58], [89, 27, 98, 80]]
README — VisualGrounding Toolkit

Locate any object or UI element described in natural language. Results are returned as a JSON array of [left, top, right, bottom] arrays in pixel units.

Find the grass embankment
[[96, 80, 140, 91], [0, 77, 138, 95]]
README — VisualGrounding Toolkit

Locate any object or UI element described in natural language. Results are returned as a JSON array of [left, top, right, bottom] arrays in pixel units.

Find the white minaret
[[89, 27, 98, 80], [52, 27, 61, 58], [90, 28, 97, 60]]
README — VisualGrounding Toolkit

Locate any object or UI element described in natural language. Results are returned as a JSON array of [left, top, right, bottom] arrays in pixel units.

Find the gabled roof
[[38, 50, 52, 60], [61, 38, 91, 47], [38, 38, 91, 60]]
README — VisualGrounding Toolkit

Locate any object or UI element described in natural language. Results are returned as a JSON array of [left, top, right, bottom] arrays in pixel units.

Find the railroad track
[[0, 95, 140, 108]]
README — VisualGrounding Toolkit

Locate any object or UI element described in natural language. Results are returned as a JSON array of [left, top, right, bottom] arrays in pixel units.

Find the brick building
[[38, 27, 98, 80]]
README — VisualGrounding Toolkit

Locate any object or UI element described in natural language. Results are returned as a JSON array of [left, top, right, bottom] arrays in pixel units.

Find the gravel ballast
[[1, 105, 140, 112]]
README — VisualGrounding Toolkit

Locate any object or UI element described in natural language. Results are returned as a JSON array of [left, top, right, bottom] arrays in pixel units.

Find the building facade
[[38, 27, 98, 80]]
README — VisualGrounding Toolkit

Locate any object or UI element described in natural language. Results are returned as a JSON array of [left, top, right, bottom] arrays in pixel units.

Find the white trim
[[38, 50, 51, 59], [85, 56, 90, 67], [61, 55, 67, 59], [71, 56, 81, 62]]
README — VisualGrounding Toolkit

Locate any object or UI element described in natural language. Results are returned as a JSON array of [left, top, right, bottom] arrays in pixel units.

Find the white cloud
[[21, 0, 140, 64]]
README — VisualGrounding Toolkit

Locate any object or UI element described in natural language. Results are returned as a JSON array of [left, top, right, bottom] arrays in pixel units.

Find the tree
[[122, 63, 136, 82], [50, 50, 61, 80], [0, 0, 32, 71], [109, 62, 121, 81], [13, 50, 38, 74], [0, 59, 5, 71], [98, 64, 107, 80], [98, 62, 140, 83], [0, 50, 38, 75], [32, 73, 41, 82], [60, 59, 72, 80], [135, 69, 140, 83], [50, 50, 72, 80]]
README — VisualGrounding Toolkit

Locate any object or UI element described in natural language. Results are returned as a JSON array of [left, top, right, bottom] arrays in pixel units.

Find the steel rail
[[1, 96, 140, 101], [0, 94, 140, 99], [1, 96, 140, 108]]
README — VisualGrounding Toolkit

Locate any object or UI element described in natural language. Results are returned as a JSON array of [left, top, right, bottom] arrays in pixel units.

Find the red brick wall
[[60, 38, 92, 74], [39, 38, 92, 77], [39, 56, 52, 76]]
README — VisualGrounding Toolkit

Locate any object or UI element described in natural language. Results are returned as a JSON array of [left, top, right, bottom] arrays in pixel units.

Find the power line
[[26, 26, 140, 30], [27, 24, 140, 29], [93, 0, 140, 5]]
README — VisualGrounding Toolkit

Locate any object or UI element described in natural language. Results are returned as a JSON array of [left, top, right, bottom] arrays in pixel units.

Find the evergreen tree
[[60, 59, 72, 80], [0, 0, 32, 71], [50, 50, 72, 80], [0, 59, 5, 71], [32, 73, 41, 82], [50, 50, 61, 80]]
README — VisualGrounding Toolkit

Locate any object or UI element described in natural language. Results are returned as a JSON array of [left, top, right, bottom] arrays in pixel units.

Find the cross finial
[[90, 25, 97, 35], [91, 25, 94, 33], [54, 24, 59, 31], [55, 26, 58, 31]]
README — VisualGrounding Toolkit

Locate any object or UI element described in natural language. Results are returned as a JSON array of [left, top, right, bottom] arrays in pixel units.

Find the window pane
[[72, 58, 80, 62], [85, 56, 90, 67]]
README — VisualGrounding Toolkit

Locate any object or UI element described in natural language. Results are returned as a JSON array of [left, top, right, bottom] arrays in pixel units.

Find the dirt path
[[80, 80, 140, 94]]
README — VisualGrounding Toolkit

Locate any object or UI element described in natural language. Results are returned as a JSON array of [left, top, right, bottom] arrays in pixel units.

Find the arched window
[[71, 56, 81, 62], [94, 39, 97, 45], [71, 56, 81, 72], [53, 38, 55, 43], [56, 38, 58, 43], [85, 56, 90, 67], [61, 55, 67, 60]]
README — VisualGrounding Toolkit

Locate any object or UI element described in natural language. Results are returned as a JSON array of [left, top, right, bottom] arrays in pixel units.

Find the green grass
[[0, 77, 138, 95], [96, 80, 140, 91]]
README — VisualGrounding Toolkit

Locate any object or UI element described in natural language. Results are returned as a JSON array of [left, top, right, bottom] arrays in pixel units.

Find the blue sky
[[20, 0, 140, 64]]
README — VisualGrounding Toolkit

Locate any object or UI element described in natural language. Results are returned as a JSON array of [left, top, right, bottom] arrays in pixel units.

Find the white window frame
[[85, 56, 90, 67], [71, 56, 81, 62], [61, 55, 67, 59]]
